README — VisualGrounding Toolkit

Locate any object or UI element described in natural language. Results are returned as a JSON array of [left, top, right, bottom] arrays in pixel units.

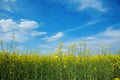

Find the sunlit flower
[[54, 55, 59, 59], [114, 78, 120, 80]]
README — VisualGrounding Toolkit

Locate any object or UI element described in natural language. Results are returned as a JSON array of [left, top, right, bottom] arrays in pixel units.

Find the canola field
[[0, 42, 120, 80]]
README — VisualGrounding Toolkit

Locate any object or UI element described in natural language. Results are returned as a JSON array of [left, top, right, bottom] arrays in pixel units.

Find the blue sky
[[0, 0, 120, 53]]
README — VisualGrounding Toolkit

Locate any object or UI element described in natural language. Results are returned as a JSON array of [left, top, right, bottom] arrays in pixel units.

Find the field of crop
[[0, 41, 120, 80]]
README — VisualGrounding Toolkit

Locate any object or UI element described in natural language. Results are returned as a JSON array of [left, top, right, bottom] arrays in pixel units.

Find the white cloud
[[0, 0, 16, 12], [0, 18, 47, 42], [19, 20, 39, 30], [68, 0, 106, 12], [0, 19, 17, 32], [0, 19, 39, 32], [97, 27, 120, 38], [31, 31, 47, 36], [42, 32, 64, 42]]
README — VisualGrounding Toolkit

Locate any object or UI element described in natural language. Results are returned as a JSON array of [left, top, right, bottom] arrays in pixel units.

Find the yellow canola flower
[[54, 55, 59, 59], [114, 78, 120, 80]]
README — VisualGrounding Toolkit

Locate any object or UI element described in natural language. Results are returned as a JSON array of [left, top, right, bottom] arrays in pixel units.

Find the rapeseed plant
[[0, 39, 120, 80]]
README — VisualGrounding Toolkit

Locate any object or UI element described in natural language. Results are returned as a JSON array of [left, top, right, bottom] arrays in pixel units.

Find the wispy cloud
[[68, 0, 106, 12], [65, 20, 100, 32], [85, 20, 100, 26], [0, 18, 47, 42], [65, 26, 83, 32], [42, 32, 64, 42], [31, 31, 47, 36], [0, 0, 16, 12]]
